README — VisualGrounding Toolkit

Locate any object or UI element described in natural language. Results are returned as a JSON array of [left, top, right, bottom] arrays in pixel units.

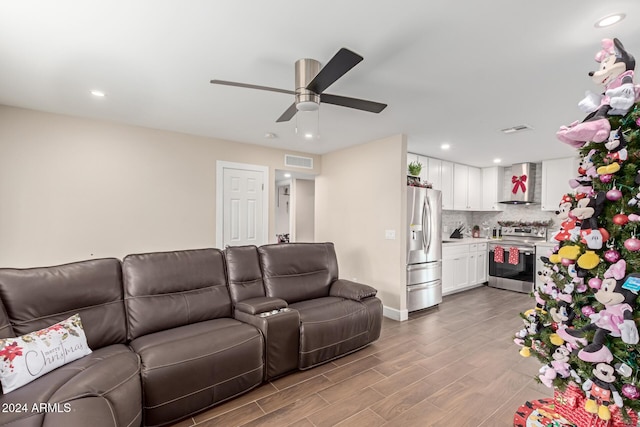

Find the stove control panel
[[500, 226, 547, 240]]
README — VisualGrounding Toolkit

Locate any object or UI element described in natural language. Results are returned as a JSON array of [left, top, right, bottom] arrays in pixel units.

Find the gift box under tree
[[554, 384, 637, 427]]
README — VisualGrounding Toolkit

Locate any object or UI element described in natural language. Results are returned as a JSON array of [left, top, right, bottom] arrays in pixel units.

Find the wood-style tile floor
[[169, 286, 552, 427]]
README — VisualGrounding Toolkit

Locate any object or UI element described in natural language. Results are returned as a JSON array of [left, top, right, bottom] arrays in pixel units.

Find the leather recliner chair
[[227, 243, 382, 373]]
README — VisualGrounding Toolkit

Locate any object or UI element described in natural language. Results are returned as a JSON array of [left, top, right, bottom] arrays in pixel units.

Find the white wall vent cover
[[284, 154, 313, 169]]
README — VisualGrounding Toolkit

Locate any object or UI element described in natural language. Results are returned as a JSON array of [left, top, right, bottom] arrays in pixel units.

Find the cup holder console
[[257, 307, 292, 317]]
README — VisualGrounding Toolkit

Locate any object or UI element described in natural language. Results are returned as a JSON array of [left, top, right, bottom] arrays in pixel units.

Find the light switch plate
[[385, 229, 396, 240]]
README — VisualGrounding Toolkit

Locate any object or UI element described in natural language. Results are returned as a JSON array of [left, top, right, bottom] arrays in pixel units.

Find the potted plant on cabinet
[[408, 161, 422, 176], [407, 161, 422, 186]]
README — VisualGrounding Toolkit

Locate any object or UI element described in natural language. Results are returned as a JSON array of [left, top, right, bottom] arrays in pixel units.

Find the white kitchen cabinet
[[426, 157, 441, 190], [468, 167, 482, 209], [453, 164, 482, 210], [481, 167, 504, 211], [443, 245, 470, 295], [443, 242, 487, 296], [468, 251, 478, 285], [476, 243, 488, 283], [414, 156, 454, 210], [541, 157, 578, 211], [440, 160, 454, 210]]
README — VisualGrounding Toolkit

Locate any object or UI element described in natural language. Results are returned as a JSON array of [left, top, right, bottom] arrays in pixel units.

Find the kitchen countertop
[[441, 237, 490, 246]]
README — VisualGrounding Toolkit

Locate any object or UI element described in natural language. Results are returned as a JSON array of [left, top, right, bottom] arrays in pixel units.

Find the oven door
[[488, 244, 535, 292]]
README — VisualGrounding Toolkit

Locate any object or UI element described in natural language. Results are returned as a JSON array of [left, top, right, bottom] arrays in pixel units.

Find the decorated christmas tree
[[516, 38, 640, 426]]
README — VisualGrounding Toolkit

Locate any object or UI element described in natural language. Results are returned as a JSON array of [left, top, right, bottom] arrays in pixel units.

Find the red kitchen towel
[[509, 247, 520, 265], [493, 246, 504, 263]]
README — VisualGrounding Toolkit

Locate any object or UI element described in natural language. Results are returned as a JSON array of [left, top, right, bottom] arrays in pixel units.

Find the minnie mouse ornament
[[553, 194, 580, 242], [578, 264, 639, 363], [557, 38, 638, 147], [539, 344, 581, 387]]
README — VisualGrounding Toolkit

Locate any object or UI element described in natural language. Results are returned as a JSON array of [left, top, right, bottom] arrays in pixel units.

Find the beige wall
[[315, 134, 407, 315], [0, 106, 320, 267], [291, 179, 315, 242]]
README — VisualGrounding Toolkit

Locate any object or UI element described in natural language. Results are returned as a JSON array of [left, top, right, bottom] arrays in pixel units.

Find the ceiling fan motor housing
[[295, 58, 320, 111]]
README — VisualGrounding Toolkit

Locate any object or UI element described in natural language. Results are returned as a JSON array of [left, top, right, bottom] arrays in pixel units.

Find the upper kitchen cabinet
[[440, 161, 454, 210], [453, 164, 482, 210], [428, 158, 454, 210], [406, 153, 454, 210], [541, 157, 577, 211], [481, 166, 504, 211]]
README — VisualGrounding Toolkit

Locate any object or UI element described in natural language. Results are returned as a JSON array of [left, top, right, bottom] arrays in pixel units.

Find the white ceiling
[[1, 1, 639, 167]]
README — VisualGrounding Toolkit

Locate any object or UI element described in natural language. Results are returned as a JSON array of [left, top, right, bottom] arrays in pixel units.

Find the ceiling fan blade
[[276, 102, 298, 122], [306, 48, 363, 94], [320, 93, 387, 113], [210, 79, 294, 95]]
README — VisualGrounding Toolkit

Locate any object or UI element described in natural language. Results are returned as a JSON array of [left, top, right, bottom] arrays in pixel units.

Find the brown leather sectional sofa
[[0, 242, 382, 427]]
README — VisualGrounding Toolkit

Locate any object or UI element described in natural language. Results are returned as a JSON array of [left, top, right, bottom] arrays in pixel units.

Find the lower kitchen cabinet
[[477, 247, 487, 283], [443, 242, 487, 295]]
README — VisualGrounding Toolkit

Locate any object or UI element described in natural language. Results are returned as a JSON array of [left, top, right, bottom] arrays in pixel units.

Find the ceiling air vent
[[284, 154, 313, 169], [500, 124, 533, 134]]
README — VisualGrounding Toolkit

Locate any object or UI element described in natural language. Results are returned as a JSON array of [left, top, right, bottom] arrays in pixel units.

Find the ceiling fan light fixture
[[296, 100, 319, 112]]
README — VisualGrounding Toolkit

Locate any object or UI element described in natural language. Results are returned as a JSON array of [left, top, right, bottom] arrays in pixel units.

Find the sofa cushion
[[225, 245, 266, 305], [0, 297, 14, 339], [122, 249, 230, 340], [0, 314, 92, 394], [129, 318, 263, 427], [0, 258, 127, 349], [289, 297, 372, 369], [0, 344, 141, 427], [258, 243, 339, 303]]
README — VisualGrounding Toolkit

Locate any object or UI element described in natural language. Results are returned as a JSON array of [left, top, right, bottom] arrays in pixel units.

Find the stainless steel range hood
[[500, 162, 536, 205]]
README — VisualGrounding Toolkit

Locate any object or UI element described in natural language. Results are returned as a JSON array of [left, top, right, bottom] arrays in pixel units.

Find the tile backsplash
[[443, 163, 557, 238]]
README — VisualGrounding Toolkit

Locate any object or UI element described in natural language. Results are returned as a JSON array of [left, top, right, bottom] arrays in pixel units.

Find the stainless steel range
[[488, 226, 547, 293]]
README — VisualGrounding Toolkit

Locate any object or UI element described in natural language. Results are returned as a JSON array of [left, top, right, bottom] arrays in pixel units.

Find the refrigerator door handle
[[423, 196, 430, 254]]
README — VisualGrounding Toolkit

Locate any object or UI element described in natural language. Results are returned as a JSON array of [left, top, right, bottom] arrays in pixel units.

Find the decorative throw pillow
[[0, 314, 92, 393]]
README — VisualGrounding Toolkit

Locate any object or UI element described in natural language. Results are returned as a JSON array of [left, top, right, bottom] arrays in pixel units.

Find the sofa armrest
[[329, 279, 377, 301], [235, 297, 288, 315]]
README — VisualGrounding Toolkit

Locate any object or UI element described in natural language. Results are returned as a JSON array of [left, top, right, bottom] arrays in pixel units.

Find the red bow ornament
[[512, 174, 527, 194]]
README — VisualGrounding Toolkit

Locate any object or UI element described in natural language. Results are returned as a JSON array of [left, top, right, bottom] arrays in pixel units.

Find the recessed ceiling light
[[304, 133, 314, 140], [440, 143, 450, 150], [493, 158, 502, 164], [264, 132, 277, 139], [284, 173, 291, 178], [90, 90, 106, 97], [595, 13, 625, 28]]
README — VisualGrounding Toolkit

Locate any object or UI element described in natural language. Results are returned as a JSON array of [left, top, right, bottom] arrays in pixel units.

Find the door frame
[[216, 161, 269, 248]]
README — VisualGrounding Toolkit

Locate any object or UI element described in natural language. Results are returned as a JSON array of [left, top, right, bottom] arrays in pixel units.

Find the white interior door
[[216, 162, 268, 248]]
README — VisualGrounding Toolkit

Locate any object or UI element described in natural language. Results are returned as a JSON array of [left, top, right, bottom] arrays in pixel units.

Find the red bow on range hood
[[500, 163, 537, 205]]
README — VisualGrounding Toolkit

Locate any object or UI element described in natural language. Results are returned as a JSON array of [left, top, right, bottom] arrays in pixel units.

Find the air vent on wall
[[284, 154, 313, 169], [500, 124, 533, 134]]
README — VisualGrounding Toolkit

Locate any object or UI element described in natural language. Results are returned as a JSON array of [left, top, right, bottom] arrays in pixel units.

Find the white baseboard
[[383, 305, 409, 322]]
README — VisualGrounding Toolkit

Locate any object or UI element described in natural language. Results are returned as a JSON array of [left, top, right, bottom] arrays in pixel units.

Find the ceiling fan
[[210, 48, 387, 123]]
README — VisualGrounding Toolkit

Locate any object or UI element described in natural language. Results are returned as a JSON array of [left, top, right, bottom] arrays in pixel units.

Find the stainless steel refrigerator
[[406, 186, 443, 312]]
